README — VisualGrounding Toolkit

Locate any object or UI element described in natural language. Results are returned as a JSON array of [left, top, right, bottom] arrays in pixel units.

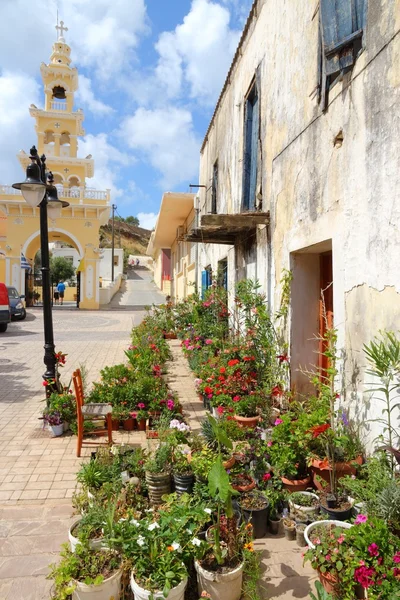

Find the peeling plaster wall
[[197, 0, 400, 449]]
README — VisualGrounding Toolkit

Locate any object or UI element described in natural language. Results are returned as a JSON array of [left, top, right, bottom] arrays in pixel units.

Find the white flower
[[118, 518, 127, 522], [171, 542, 181, 551], [186, 528, 192, 534], [148, 522, 160, 531], [204, 508, 212, 515], [130, 519, 140, 527], [191, 537, 201, 547], [145, 508, 154, 513], [137, 535, 145, 547]]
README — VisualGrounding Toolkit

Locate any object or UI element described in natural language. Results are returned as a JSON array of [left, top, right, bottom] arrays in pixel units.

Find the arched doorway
[[23, 229, 84, 309]]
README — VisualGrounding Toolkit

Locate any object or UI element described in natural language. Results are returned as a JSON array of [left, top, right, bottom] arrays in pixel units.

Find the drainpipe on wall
[[194, 193, 200, 293]]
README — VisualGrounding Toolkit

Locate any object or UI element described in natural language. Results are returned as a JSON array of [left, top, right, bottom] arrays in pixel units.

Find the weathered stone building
[[187, 0, 400, 446]]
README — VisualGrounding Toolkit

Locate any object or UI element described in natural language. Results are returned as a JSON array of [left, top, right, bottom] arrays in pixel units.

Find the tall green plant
[[207, 415, 237, 565], [363, 331, 400, 473]]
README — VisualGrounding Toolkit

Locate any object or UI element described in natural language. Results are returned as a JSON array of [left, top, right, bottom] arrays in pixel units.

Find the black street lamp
[[13, 146, 69, 393]]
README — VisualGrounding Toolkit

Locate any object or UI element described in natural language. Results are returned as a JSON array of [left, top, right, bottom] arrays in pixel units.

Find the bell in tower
[[52, 86, 66, 100]]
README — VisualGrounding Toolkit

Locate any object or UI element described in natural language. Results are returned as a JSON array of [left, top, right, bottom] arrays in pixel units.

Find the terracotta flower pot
[[231, 474, 256, 493], [111, 419, 120, 431], [123, 418, 135, 431], [317, 569, 339, 595], [223, 456, 236, 470], [137, 419, 146, 431], [281, 475, 311, 492], [233, 415, 260, 428], [311, 456, 363, 491]]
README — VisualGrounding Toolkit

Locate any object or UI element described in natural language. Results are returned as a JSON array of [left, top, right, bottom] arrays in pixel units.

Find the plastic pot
[[311, 456, 363, 490], [72, 568, 122, 600], [239, 495, 269, 539], [111, 419, 120, 431], [320, 503, 353, 521], [195, 560, 244, 600], [50, 423, 64, 437], [68, 519, 104, 552], [173, 473, 194, 496], [283, 519, 296, 541], [269, 517, 281, 535], [317, 569, 339, 595], [289, 492, 319, 517], [231, 474, 256, 493], [145, 471, 171, 506], [296, 524, 307, 547], [130, 572, 186, 600], [137, 419, 146, 431], [304, 520, 353, 550]]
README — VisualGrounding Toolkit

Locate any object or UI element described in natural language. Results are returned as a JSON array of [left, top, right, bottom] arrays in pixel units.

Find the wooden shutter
[[211, 162, 218, 214], [242, 98, 253, 210], [318, 252, 334, 380], [249, 90, 259, 210]]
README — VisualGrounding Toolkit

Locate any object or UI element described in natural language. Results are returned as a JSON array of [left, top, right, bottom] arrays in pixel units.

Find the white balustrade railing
[[50, 101, 67, 111], [0, 184, 110, 203]]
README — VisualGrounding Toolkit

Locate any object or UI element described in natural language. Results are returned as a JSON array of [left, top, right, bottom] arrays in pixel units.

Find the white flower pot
[[51, 423, 64, 437], [289, 491, 320, 516], [130, 572, 187, 600], [72, 568, 122, 600], [194, 560, 244, 600], [68, 519, 105, 552], [304, 520, 353, 550]]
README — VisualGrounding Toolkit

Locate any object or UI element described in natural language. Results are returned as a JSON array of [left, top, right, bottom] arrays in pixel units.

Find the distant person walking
[[54, 288, 59, 305], [57, 280, 66, 305], [136, 258, 140, 267]]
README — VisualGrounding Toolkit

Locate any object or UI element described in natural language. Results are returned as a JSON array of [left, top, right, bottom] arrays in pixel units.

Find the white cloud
[[0, 72, 40, 185], [78, 133, 132, 198], [0, 0, 149, 80], [121, 107, 200, 189], [76, 75, 113, 115], [155, 0, 240, 105], [137, 212, 157, 230]]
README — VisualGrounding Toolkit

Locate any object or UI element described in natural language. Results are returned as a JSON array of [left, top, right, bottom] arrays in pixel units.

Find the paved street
[[110, 269, 166, 309]]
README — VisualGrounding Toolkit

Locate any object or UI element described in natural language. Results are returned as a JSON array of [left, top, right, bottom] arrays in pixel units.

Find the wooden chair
[[72, 368, 113, 457]]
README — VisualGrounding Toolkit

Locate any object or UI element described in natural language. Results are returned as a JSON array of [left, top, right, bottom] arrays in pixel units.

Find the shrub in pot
[[42, 409, 64, 437], [145, 444, 172, 505], [239, 491, 269, 539], [268, 416, 310, 491], [232, 396, 261, 428], [194, 416, 247, 600], [47, 542, 122, 600], [173, 450, 194, 496]]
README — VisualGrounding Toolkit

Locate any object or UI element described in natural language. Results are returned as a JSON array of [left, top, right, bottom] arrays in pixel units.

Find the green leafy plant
[[309, 581, 333, 600], [364, 331, 400, 473]]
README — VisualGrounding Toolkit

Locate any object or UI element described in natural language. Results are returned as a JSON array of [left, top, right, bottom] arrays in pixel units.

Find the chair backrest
[[72, 368, 84, 411]]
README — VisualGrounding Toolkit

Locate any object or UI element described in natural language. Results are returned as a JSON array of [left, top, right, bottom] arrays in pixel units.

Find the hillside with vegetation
[[99, 217, 152, 256]]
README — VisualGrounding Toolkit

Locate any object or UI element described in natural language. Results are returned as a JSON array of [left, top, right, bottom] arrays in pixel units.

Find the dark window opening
[[217, 258, 228, 290], [242, 82, 259, 211], [52, 86, 66, 100], [318, 251, 333, 380], [319, 0, 367, 108], [211, 161, 218, 214]]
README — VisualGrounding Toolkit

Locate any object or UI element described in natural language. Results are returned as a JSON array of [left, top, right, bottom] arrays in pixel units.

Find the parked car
[[6, 287, 26, 321], [0, 283, 11, 332]]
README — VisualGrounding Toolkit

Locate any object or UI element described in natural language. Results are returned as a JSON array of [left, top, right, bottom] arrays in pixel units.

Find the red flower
[[217, 406, 224, 415], [42, 380, 49, 387], [243, 356, 255, 362], [204, 386, 213, 395], [262, 473, 271, 481], [271, 385, 283, 397], [277, 353, 289, 363], [309, 423, 331, 438], [228, 359, 240, 367], [220, 367, 226, 374], [232, 395, 241, 402]]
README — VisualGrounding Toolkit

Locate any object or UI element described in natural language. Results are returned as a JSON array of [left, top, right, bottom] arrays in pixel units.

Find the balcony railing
[[50, 101, 67, 111], [0, 185, 110, 203]]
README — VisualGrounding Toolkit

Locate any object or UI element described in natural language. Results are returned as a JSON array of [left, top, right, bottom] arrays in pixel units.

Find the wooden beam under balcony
[[200, 211, 269, 230], [185, 229, 238, 245]]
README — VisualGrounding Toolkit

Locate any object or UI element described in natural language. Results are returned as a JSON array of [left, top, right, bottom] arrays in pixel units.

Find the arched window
[[60, 131, 71, 157], [69, 176, 80, 198], [44, 130, 55, 144], [53, 174, 64, 185]]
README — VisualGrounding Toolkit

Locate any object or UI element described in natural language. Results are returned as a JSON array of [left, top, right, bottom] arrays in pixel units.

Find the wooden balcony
[[186, 211, 269, 244]]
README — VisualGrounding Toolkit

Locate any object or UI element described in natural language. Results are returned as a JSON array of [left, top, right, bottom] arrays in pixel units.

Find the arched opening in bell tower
[[60, 131, 71, 157], [51, 85, 67, 110]]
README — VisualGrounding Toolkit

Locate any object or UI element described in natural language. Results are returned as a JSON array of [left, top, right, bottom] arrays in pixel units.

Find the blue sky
[[0, 0, 253, 229]]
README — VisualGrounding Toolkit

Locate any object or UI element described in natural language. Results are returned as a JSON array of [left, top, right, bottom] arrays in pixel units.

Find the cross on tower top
[[56, 20, 68, 41]]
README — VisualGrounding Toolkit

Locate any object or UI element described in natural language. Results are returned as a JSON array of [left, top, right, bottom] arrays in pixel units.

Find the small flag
[[20, 252, 31, 270], [76, 258, 85, 273]]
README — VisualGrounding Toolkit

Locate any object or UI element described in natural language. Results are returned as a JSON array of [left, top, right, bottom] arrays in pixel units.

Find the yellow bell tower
[[0, 21, 111, 310], [23, 20, 94, 195]]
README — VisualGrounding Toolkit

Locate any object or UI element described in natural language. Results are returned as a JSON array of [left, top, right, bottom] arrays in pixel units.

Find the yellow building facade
[[0, 22, 110, 309], [147, 192, 197, 302]]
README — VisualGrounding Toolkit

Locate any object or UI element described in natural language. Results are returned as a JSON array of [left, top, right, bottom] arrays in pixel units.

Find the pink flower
[[314, 537, 321, 545], [233, 395, 240, 402], [368, 543, 379, 557], [333, 548, 339, 554], [354, 566, 376, 589], [337, 534, 346, 544], [354, 514, 368, 525], [217, 406, 224, 415], [267, 441, 272, 447], [137, 403, 145, 409], [262, 473, 271, 481], [205, 339, 213, 345], [167, 399, 174, 410], [394, 552, 400, 564], [325, 554, 331, 561], [274, 418, 283, 426]]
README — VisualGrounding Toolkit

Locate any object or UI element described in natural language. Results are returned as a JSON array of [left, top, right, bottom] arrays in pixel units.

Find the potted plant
[[145, 444, 172, 506], [289, 491, 319, 518], [69, 502, 116, 552], [233, 395, 261, 428], [47, 542, 122, 600], [136, 408, 148, 430], [282, 517, 296, 541], [47, 391, 76, 432], [230, 472, 256, 493], [173, 450, 194, 496], [268, 415, 311, 491], [43, 408, 64, 437], [194, 416, 245, 600], [238, 490, 270, 539]]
